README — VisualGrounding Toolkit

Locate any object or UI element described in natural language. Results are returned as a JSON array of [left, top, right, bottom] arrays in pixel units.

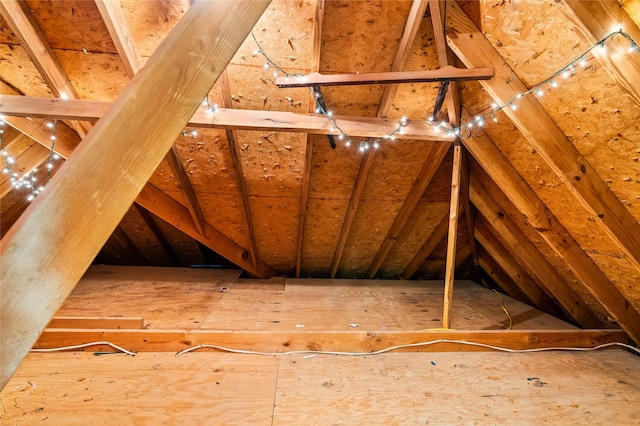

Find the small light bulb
[[46, 122, 54, 128], [338, 134, 344, 140], [47, 162, 53, 170], [478, 120, 484, 127], [580, 57, 587, 67], [2, 167, 8, 174], [492, 116, 498, 123], [191, 129, 197, 137], [60, 93, 69, 100], [536, 89, 544, 97], [491, 102, 498, 109], [467, 122, 473, 128], [516, 93, 522, 99], [53, 153, 60, 160], [510, 103, 517, 111], [273, 71, 278, 77], [27, 194, 34, 201], [50, 135, 56, 141], [390, 135, 396, 140], [6, 156, 14, 164], [562, 70, 570, 79], [327, 111, 332, 117], [345, 141, 350, 147], [253, 49, 260, 56], [373, 141, 379, 149], [264, 62, 270, 70], [315, 108, 320, 114], [598, 43, 606, 53], [549, 80, 558, 88]]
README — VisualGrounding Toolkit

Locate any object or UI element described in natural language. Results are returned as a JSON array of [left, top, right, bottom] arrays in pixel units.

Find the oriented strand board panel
[[4, 351, 639, 424], [1, 352, 279, 425]]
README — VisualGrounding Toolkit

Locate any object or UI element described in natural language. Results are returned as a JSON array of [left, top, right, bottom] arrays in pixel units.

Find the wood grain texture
[[0, 0, 271, 389], [443, 144, 462, 328], [0, 95, 455, 142]]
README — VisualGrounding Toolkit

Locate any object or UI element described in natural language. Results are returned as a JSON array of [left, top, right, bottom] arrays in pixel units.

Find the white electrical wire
[[175, 340, 640, 357], [30, 342, 136, 356]]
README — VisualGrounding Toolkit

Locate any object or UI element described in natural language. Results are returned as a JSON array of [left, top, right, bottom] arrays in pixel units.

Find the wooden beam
[[470, 175, 602, 328], [446, 1, 640, 274], [475, 217, 560, 315], [461, 108, 640, 346], [133, 204, 182, 267], [366, 142, 450, 278], [442, 144, 462, 328], [47, 316, 144, 329], [136, 184, 277, 278], [95, 0, 144, 78], [34, 328, 629, 353], [219, 71, 260, 271], [401, 211, 449, 279], [294, 0, 324, 278], [330, 148, 376, 278], [111, 226, 150, 266], [4, 96, 273, 278], [0, 0, 90, 137], [164, 145, 207, 236], [0, 0, 271, 389], [275, 66, 495, 87], [0, 95, 455, 142], [563, 0, 640, 107], [377, 0, 429, 115]]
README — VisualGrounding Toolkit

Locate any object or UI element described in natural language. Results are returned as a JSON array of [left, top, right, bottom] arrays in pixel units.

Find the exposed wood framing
[[95, 0, 145, 78], [366, 142, 450, 278], [295, 0, 325, 277], [0, 95, 455, 142], [133, 204, 182, 267], [475, 217, 560, 315], [219, 70, 260, 270], [275, 66, 495, 87], [0, 0, 90, 137], [111, 226, 150, 266], [470, 174, 602, 328], [401, 211, 449, 279], [477, 248, 534, 307], [4, 99, 273, 278], [0, 0, 271, 388], [0, 134, 49, 198], [442, 143, 462, 328], [461, 108, 640, 346], [164, 145, 208, 236], [563, 0, 640, 107], [446, 1, 640, 274], [330, 2, 430, 277], [34, 328, 629, 353], [330, 148, 375, 278], [47, 316, 144, 329]]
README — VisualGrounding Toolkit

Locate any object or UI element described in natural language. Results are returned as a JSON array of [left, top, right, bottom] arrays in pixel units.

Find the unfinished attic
[[2, 0, 640, 422]]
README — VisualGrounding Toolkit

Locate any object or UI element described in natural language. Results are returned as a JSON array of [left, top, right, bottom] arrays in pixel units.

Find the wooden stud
[[366, 142, 450, 278], [0, 0, 90, 137], [461, 108, 640, 346], [275, 66, 495, 88], [475, 217, 560, 315], [330, 148, 376, 278], [470, 174, 601, 328], [442, 144, 462, 328], [133, 204, 182, 267], [0, 0, 271, 389], [446, 1, 640, 273], [563, 0, 640, 107], [401, 211, 449, 279], [0, 95, 455, 142], [34, 328, 629, 353]]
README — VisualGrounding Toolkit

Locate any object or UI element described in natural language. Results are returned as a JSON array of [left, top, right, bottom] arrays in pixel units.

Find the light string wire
[[251, 29, 639, 145], [251, 32, 410, 152], [0, 120, 60, 201], [447, 29, 639, 136]]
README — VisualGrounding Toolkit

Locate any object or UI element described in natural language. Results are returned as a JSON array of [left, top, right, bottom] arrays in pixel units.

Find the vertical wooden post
[[442, 143, 462, 328], [0, 0, 270, 389]]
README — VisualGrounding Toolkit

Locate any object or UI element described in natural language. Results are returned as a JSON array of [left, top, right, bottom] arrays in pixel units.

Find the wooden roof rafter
[[133, 204, 182, 267], [331, 0, 431, 278], [0, 129, 49, 199], [0, 1, 90, 138], [446, 0, 640, 276]]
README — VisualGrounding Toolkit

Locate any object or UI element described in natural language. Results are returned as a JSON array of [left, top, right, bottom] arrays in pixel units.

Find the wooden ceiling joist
[[0, 0, 271, 388], [366, 142, 450, 278], [563, 0, 640, 107], [470, 175, 601, 329], [0, 0, 90, 137], [461, 108, 640, 346], [446, 1, 640, 274], [0, 95, 455, 142]]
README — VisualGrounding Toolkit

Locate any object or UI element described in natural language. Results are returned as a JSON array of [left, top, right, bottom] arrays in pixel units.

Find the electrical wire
[[30, 342, 136, 356], [493, 289, 513, 330], [175, 340, 640, 357]]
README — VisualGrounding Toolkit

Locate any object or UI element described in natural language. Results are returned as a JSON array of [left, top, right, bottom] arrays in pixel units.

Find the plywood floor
[[53, 266, 573, 331], [2, 351, 639, 424]]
